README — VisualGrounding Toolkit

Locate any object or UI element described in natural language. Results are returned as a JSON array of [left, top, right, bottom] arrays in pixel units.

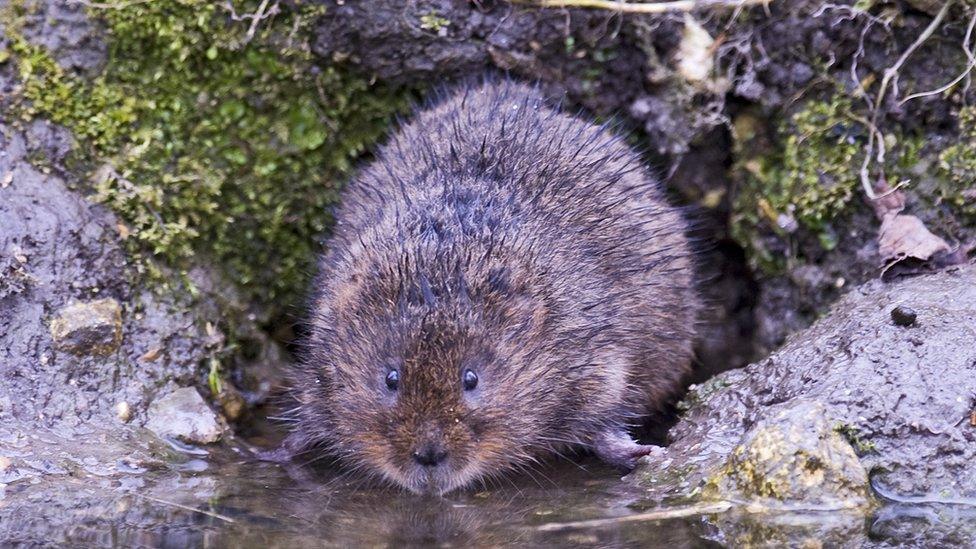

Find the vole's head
[[305, 264, 558, 495]]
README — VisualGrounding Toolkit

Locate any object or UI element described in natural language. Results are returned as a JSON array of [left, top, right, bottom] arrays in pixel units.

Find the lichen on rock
[[706, 399, 870, 510]]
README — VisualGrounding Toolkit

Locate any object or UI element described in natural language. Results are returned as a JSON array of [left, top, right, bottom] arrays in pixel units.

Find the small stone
[[145, 387, 224, 445], [891, 305, 917, 327], [49, 298, 123, 356], [217, 388, 247, 422], [139, 347, 163, 362], [115, 401, 132, 423]]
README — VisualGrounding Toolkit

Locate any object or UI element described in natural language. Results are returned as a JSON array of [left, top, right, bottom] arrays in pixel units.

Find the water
[[2, 441, 973, 547], [0, 444, 721, 547]]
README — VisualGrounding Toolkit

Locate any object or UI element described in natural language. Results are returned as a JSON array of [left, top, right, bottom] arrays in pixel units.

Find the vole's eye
[[385, 369, 400, 391], [462, 369, 478, 391]]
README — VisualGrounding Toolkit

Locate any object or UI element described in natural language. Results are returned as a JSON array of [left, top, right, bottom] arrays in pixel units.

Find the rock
[[145, 388, 224, 445], [13, 0, 108, 77], [890, 305, 917, 327], [49, 298, 123, 356], [115, 401, 132, 423], [1, 1, 290, 491], [217, 387, 247, 422], [706, 400, 870, 510], [0, 120, 216, 429], [631, 265, 976, 506]]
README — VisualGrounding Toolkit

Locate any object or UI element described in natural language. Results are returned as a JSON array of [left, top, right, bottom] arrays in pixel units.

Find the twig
[[900, 7, 976, 105], [223, 0, 280, 45], [534, 501, 733, 532], [131, 493, 237, 523], [70, 0, 153, 9], [246, 0, 274, 43], [859, 0, 953, 200], [512, 0, 772, 14]]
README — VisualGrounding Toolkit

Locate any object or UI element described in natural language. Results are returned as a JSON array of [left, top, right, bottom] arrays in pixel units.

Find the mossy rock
[[705, 399, 870, 509], [4, 0, 412, 316]]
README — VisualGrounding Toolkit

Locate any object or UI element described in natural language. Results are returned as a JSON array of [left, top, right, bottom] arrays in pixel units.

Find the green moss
[[731, 99, 863, 270], [834, 423, 877, 455], [937, 106, 976, 221], [676, 376, 731, 412], [9, 35, 138, 151], [730, 94, 935, 272], [7, 0, 410, 312], [419, 12, 450, 32]]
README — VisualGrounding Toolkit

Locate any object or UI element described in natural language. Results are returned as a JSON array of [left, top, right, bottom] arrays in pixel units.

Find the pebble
[[145, 387, 225, 445], [49, 298, 123, 356], [115, 401, 132, 423], [891, 305, 917, 327]]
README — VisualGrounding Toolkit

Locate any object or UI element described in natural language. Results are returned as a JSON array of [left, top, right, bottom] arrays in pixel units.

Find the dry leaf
[[870, 181, 964, 274], [1, 171, 12, 188], [878, 213, 950, 262]]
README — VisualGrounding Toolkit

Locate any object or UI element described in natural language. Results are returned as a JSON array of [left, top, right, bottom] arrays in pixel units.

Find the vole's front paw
[[592, 430, 664, 470]]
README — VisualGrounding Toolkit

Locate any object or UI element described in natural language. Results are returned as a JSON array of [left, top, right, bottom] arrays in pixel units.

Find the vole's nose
[[412, 443, 448, 467]]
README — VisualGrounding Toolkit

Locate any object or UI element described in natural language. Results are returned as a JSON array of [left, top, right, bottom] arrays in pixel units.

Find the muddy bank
[[0, 113, 287, 481], [0, 117, 231, 480], [0, 12, 281, 484], [630, 263, 976, 545]]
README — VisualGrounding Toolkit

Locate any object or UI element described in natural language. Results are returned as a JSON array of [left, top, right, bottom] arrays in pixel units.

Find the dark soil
[[310, 0, 976, 375]]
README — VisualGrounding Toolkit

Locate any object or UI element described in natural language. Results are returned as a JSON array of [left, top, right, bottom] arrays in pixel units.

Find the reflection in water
[[0, 451, 715, 547], [2, 447, 974, 547]]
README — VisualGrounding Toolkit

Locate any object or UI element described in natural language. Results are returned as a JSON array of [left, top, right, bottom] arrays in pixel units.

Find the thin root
[[859, 0, 954, 200], [900, 7, 976, 105], [534, 501, 734, 532], [130, 493, 236, 524], [512, 0, 772, 15]]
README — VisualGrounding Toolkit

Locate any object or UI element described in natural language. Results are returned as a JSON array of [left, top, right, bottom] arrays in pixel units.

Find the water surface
[[1, 442, 971, 547]]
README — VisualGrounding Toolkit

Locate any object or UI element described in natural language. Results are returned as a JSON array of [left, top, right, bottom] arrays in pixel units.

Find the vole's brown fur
[[288, 79, 699, 495]]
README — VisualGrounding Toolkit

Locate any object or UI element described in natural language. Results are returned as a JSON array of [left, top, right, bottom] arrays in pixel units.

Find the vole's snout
[[412, 442, 448, 467]]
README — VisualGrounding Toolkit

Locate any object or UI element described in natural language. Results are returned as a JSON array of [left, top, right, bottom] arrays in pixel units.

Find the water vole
[[284, 79, 699, 495]]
